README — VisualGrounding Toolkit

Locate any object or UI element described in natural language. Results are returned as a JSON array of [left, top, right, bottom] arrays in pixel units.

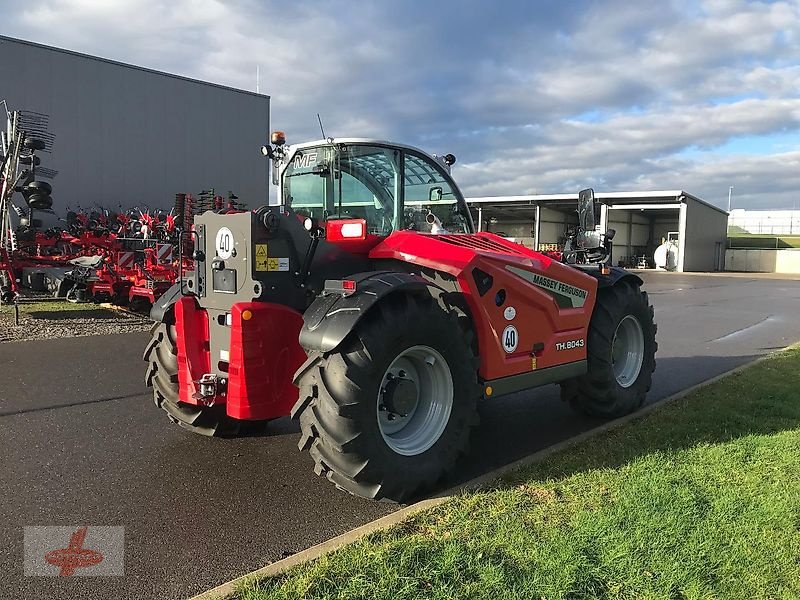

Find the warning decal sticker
[[254, 244, 289, 272], [255, 244, 269, 271]]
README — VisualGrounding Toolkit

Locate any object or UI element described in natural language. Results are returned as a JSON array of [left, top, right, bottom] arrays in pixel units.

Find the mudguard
[[299, 271, 442, 353], [149, 282, 183, 322], [584, 266, 643, 289]]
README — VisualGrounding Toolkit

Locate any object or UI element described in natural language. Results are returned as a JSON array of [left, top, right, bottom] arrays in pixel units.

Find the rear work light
[[325, 279, 357, 296], [326, 219, 367, 242]]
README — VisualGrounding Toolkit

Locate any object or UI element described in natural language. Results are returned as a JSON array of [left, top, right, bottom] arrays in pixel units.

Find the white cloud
[[0, 0, 798, 209]]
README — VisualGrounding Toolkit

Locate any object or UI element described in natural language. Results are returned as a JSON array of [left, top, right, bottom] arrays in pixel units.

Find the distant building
[[0, 35, 270, 214], [466, 190, 729, 272]]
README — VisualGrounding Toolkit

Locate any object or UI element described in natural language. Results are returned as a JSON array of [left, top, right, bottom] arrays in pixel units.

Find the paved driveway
[[3, 273, 800, 599]]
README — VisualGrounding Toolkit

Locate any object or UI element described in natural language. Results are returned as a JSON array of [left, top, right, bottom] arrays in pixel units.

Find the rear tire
[[292, 294, 481, 502], [563, 279, 657, 418], [143, 318, 243, 437]]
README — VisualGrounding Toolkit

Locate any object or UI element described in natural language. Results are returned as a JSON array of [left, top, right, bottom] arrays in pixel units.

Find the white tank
[[654, 241, 678, 271]]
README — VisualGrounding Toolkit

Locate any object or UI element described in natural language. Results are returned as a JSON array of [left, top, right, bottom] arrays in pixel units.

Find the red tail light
[[324, 279, 357, 296], [326, 219, 367, 242]]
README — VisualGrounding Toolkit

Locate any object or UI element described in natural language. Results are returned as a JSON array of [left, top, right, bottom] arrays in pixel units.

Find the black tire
[[292, 294, 481, 502], [26, 194, 53, 210], [24, 180, 53, 195], [143, 318, 243, 437], [24, 137, 46, 151], [563, 279, 657, 418]]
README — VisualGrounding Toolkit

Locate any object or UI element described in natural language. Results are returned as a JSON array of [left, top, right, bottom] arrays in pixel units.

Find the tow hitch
[[193, 374, 227, 405]]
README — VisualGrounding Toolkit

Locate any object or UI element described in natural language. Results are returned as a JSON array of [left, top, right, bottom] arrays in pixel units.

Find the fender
[[580, 265, 643, 289], [149, 282, 183, 322], [299, 271, 442, 353]]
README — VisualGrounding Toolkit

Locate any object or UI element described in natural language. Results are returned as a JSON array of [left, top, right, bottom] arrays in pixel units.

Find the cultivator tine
[[17, 111, 55, 153], [35, 167, 59, 179]]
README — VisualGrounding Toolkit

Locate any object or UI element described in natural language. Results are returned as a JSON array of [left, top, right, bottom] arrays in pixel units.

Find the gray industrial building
[[0, 35, 270, 213], [467, 191, 729, 272]]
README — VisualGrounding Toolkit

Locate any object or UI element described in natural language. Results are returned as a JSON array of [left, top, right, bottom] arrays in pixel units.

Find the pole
[[727, 186, 733, 212]]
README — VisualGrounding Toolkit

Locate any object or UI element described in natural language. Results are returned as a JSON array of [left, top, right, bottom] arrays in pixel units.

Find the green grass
[[239, 348, 800, 600], [0, 300, 120, 319], [727, 234, 800, 249]]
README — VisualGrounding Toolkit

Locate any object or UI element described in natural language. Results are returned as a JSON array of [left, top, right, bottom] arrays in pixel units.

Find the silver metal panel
[[682, 198, 729, 272], [0, 36, 269, 214]]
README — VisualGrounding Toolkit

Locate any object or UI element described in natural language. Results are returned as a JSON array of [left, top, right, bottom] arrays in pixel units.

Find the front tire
[[292, 294, 481, 502], [563, 279, 657, 418], [143, 318, 243, 436]]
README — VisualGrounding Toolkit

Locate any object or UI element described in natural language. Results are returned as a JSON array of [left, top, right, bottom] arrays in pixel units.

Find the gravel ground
[[0, 298, 152, 342]]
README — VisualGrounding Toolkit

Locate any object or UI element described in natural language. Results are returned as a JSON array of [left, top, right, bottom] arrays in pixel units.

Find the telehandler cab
[[144, 134, 656, 501]]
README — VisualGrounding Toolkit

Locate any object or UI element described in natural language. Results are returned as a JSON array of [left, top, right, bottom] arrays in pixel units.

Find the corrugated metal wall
[[0, 36, 269, 214], [682, 199, 728, 271]]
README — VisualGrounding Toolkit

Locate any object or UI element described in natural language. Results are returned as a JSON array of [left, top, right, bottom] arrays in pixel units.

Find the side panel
[[456, 255, 597, 380], [370, 231, 598, 381], [682, 199, 729, 272]]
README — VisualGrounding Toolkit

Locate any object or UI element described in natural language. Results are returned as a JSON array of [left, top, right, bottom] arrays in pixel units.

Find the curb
[[190, 497, 449, 600], [190, 343, 798, 600]]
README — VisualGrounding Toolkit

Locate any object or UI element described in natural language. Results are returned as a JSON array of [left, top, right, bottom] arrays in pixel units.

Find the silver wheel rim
[[376, 345, 454, 456], [612, 314, 645, 388]]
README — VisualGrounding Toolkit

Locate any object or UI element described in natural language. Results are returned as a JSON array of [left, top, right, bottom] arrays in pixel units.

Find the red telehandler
[[144, 134, 656, 501]]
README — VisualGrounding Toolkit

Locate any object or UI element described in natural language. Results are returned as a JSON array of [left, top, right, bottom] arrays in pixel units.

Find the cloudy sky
[[1, 0, 798, 209]]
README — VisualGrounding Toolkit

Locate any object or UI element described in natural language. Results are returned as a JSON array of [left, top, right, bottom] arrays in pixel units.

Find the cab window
[[402, 152, 471, 233]]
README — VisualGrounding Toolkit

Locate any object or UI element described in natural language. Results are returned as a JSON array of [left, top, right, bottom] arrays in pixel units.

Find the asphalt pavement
[[3, 272, 800, 599]]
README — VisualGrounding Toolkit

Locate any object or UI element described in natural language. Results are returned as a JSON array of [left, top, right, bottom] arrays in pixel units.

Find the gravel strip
[[0, 302, 152, 343]]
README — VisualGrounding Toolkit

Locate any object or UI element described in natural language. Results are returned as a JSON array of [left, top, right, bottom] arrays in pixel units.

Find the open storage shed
[[466, 191, 729, 272]]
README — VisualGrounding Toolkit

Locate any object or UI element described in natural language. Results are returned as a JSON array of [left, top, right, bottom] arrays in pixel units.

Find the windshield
[[282, 143, 472, 235]]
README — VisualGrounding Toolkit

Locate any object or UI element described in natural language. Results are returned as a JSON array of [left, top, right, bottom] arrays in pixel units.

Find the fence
[[728, 210, 800, 235]]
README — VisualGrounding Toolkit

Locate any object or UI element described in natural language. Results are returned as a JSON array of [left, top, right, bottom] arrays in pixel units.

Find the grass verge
[[1, 300, 120, 318], [239, 347, 800, 600]]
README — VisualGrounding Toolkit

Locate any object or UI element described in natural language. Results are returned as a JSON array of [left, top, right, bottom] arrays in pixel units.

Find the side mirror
[[577, 188, 597, 232], [312, 164, 330, 177], [605, 228, 616, 241], [577, 230, 601, 251], [429, 186, 443, 202], [576, 188, 600, 250]]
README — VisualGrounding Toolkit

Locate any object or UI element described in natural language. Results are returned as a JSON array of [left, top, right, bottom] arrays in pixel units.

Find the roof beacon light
[[271, 131, 286, 146]]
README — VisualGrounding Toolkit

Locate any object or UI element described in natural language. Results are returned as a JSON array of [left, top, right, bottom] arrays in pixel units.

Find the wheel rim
[[612, 314, 645, 388], [376, 345, 454, 456]]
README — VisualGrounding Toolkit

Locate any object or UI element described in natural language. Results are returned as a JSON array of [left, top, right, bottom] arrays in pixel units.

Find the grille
[[436, 234, 528, 255]]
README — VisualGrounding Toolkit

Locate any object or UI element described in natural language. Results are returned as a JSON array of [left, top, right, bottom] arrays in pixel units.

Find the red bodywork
[[371, 231, 597, 379], [175, 297, 306, 420], [174, 228, 599, 421]]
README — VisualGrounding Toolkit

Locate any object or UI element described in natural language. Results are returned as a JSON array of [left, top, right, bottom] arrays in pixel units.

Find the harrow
[[1, 103, 250, 311]]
